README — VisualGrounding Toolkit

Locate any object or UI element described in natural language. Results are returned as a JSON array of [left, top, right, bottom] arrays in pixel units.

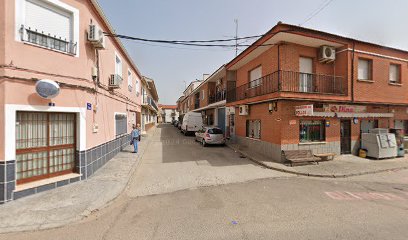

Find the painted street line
[[325, 191, 408, 201]]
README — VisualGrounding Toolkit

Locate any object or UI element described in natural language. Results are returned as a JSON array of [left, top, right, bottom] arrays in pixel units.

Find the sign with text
[[295, 105, 313, 116], [325, 104, 366, 113]]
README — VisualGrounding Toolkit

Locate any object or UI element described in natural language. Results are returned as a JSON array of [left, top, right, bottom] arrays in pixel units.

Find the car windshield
[[208, 128, 223, 134]]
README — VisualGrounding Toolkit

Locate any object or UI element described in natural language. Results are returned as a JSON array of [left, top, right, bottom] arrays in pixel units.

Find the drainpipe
[[278, 44, 281, 91], [351, 41, 355, 103]]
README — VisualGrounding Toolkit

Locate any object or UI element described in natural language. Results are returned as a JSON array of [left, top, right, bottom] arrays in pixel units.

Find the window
[[208, 128, 223, 134], [246, 120, 261, 139], [115, 54, 122, 78], [135, 75, 140, 96], [202, 90, 205, 100], [115, 114, 127, 136], [249, 66, 262, 88], [389, 64, 401, 84], [20, 0, 77, 55], [299, 120, 325, 142], [358, 59, 372, 80], [128, 70, 133, 91]]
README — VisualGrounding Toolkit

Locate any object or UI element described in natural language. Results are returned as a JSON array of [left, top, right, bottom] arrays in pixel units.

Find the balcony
[[209, 90, 226, 104], [227, 70, 346, 103], [143, 96, 159, 112], [20, 25, 77, 55]]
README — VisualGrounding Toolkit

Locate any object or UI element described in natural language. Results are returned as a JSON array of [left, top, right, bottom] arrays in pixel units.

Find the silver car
[[195, 127, 225, 147]]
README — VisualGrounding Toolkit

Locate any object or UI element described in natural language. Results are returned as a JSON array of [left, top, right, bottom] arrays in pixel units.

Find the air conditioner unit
[[88, 25, 105, 49], [319, 46, 336, 63], [239, 105, 249, 116], [109, 74, 123, 88]]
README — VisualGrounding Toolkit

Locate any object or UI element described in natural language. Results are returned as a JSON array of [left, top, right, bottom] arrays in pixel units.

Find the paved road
[[2, 124, 408, 240]]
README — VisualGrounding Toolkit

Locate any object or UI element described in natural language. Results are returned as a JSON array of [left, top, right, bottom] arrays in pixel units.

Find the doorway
[[340, 120, 351, 154]]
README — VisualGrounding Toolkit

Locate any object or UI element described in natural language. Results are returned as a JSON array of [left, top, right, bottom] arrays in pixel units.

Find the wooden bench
[[314, 153, 336, 162], [282, 150, 321, 167]]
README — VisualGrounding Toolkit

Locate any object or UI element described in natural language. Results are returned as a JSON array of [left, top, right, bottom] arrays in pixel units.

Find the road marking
[[325, 191, 408, 201]]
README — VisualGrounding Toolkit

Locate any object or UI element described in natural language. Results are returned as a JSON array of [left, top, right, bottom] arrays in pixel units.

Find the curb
[[0, 128, 157, 234], [227, 144, 408, 178]]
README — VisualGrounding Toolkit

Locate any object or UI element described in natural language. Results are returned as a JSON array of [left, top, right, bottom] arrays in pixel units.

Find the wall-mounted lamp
[[268, 101, 278, 113]]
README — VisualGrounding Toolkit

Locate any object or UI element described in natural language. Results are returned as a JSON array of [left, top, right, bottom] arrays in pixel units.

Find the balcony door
[[299, 57, 313, 92]]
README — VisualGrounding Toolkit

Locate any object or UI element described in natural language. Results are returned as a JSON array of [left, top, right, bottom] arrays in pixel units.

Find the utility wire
[[106, 33, 275, 48], [104, 33, 263, 44], [299, 0, 335, 26]]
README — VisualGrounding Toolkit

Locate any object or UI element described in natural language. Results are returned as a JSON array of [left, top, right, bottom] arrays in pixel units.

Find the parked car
[[177, 121, 182, 130], [181, 112, 203, 135], [195, 127, 226, 146], [173, 120, 179, 127]]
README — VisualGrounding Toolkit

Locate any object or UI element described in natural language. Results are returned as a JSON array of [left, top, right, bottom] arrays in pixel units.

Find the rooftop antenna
[[234, 19, 239, 57]]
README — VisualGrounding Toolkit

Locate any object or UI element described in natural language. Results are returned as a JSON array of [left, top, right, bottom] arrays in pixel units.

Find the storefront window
[[299, 120, 325, 142], [246, 120, 261, 139]]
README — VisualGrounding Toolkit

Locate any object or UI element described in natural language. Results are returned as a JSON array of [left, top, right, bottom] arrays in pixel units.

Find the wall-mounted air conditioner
[[239, 105, 249, 116], [109, 74, 123, 88], [319, 46, 336, 63], [88, 25, 105, 49]]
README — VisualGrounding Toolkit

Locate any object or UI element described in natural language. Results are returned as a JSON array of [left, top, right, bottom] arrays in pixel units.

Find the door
[[340, 120, 351, 154], [299, 57, 313, 92], [16, 112, 76, 184], [217, 108, 226, 134]]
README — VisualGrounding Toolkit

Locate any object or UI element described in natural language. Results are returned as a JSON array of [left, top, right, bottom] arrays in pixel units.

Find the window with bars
[[15, 112, 76, 184], [299, 120, 325, 143], [115, 114, 127, 136], [246, 120, 261, 139]]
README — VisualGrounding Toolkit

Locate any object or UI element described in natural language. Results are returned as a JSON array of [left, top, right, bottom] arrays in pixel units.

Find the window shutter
[[25, 0, 72, 41], [389, 64, 400, 83], [358, 59, 369, 80]]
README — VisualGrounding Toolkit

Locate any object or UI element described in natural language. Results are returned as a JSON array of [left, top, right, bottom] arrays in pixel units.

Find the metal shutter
[[115, 114, 127, 136], [25, 0, 72, 41]]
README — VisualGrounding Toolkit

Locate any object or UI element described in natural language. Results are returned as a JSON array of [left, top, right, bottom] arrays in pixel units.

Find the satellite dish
[[35, 80, 60, 99]]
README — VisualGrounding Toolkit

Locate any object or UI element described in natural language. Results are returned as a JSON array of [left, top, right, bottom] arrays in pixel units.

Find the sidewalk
[[228, 143, 408, 178], [0, 128, 155, 234]]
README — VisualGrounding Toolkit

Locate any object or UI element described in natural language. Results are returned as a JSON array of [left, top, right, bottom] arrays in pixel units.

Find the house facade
[[141, 76, 159, 134], [226, 22, 408, 162], [160, 105, 178, 123], [0, 0, 144, 203]]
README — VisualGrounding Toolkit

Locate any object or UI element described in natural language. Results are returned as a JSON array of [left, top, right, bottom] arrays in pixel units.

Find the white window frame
[[249, 66, 262, 88], [389, 64, 401, 84], [358, 58, 372, 80], [128, 70, 133, 92], [15, 0, 80, 57], [115, 53, 123, 78]]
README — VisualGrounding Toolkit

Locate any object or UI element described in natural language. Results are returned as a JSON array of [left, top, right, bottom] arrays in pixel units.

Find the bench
[[314, 153, 336, 162], [282, 150, 321, 167]]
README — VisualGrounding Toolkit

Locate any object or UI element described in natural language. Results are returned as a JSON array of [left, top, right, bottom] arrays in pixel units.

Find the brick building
[[226, 22, 408, 162]]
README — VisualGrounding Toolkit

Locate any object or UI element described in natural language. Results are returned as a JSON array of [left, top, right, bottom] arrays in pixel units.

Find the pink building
[[0, 0, 143, 203]]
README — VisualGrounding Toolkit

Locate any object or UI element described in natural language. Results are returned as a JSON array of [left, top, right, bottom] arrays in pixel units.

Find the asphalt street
[[1, 124, 408, 240]]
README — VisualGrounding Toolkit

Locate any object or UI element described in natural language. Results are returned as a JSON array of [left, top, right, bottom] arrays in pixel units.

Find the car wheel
[[202, 139, 207, 147]]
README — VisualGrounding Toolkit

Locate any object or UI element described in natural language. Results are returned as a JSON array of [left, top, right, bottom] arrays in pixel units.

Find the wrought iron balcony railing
[[209, 90, 226, 104], [20, 25, 77, 55], [227, 70, 346, 103]]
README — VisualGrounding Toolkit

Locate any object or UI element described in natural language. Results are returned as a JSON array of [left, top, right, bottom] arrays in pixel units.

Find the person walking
[[131, 124, 140, 153]]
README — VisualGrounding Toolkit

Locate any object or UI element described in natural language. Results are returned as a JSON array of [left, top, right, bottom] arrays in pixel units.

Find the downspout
[[351, 41, 355, 103], [278, 44, 281, 91]]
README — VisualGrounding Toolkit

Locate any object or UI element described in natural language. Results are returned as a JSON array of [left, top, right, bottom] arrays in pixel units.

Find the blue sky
[[97, 0, 408, 105]]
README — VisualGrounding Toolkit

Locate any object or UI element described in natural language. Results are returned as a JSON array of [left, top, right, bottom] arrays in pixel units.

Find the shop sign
[[325, 104, 366, 113], [295, 105, 313, 116]]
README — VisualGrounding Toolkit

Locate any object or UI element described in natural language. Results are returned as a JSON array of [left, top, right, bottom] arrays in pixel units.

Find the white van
[[181, 112, 203, 135]]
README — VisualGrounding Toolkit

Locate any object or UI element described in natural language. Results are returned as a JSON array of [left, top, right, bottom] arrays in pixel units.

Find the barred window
[[299, 120, 325, 142], [115, 114, 127, 136], [246, 120, 261, 139]]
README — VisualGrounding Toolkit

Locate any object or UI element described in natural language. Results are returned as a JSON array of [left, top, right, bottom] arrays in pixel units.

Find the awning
[[336, 112, 394, 118], [298, 112, 394, 118], [193, 100, 226, 112]]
